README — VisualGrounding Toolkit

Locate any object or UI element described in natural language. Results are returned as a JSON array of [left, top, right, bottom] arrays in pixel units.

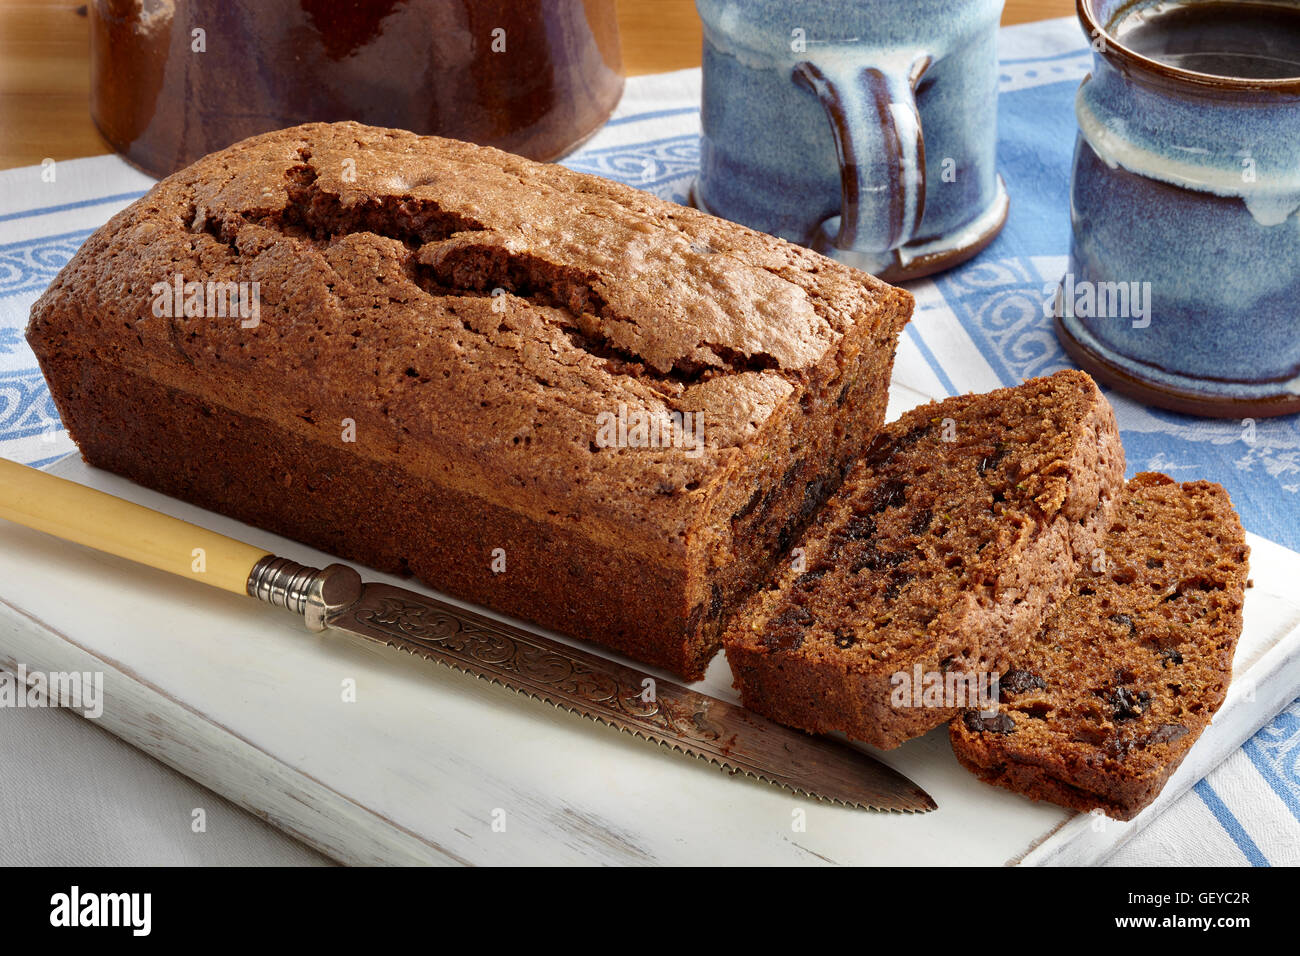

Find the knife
[[0, 457, 935, 813]]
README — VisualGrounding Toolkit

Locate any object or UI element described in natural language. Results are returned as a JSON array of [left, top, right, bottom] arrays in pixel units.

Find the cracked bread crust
[[26, 121, 912, 679], [949, 473, 1250, 820], [723, 371, 1125, 747]]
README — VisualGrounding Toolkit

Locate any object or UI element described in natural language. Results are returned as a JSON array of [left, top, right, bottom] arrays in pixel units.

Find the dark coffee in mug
[[1116, 1, 1300, 79]]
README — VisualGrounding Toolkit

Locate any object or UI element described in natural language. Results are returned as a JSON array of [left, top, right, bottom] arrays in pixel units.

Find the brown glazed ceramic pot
[[90, 0, 624, 178]]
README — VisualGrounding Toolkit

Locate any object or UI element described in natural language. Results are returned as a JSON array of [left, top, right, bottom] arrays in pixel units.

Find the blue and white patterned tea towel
[[0, 16, 1296, 865]]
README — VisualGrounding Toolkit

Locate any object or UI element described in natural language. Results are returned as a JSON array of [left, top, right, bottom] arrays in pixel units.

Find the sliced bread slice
[[723, 370, 1124, 749], [949, 472, 1249, 820]]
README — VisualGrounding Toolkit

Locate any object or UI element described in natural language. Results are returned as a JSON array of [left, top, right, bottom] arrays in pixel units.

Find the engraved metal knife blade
[[248, 557, 936, 813], [0, 458, 935, 811]]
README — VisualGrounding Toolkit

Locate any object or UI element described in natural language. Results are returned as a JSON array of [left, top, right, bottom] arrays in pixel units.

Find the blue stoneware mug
[[1058, 0, 1300, 418], [692, 0, 1009, 282]]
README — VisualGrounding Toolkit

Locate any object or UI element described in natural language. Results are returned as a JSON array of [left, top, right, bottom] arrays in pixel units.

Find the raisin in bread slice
[[723, 370, 1124, 749], [949, 472, 1249, 820]]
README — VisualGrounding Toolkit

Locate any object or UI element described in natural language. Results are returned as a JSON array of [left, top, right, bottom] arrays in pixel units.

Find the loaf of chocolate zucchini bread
[[723, 371, 1125, 747], [26, 121, 912, 680], [950, 473, 1249, 820]]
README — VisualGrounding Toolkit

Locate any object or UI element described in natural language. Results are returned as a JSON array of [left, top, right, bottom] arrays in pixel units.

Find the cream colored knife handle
[[0, 456, 271, 595]]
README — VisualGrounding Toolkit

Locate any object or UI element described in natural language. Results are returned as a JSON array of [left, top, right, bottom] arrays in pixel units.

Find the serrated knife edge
[[370, 633, 932, 813], [327, 579, 936, 814]]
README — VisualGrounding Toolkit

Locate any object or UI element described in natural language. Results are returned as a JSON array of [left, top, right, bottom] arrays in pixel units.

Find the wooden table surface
[[0, 0, 1077, 170]]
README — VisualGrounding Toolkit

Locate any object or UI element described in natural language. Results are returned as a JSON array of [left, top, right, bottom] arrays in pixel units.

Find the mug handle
[[794, 54, 932, 254]]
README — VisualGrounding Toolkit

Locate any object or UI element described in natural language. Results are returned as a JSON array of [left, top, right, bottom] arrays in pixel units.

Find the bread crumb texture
[[950, 472, 1250, 820]]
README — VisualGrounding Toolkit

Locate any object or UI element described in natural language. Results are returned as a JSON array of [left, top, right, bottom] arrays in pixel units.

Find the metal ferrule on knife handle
[[246, 556, 364, 634], [247, 557, 319, 615]]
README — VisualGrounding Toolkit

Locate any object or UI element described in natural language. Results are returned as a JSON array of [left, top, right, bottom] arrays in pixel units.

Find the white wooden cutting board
[[2, 408, 1298, 866]]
